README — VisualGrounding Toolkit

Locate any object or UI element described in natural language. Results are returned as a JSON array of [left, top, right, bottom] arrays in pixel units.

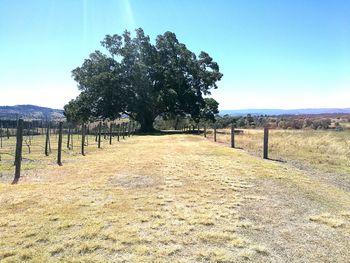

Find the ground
[[0, 134, 350, 262]]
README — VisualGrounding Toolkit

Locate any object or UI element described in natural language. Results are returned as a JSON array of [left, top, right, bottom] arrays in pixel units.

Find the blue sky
[[1, 0, 349, 110]]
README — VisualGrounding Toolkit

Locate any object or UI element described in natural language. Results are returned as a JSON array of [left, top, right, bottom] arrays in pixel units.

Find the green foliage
[[65, 28, 222, 131], [216, 114, 341, 130], [214, 115, 240, 128], [64, 93, 93, 124], [199, 98, 219, 122], [154, 116, 189, 130]]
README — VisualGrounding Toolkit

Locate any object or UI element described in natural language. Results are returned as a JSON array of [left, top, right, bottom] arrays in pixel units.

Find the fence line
[[202, 125, 270, 159], [230, 124, 235, 148], [0, 119, 138, 184], [3, 121, 347, 184], [201, 124, 349, 175]]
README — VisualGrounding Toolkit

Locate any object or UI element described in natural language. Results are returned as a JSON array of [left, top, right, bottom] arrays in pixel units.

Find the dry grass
[[309, 213, 347, 228], [208, 128, 350, 174], [0, 133, 116, 179], [0, 134, 350, 262]]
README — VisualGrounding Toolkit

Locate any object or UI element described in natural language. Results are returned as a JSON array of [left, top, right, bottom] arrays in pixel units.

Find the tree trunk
[[174, 116, 180, 130], [138, 115, 156, 133]]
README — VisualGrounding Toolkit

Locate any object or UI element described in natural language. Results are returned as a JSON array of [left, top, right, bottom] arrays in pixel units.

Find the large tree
[[64, 28, 222, 132]]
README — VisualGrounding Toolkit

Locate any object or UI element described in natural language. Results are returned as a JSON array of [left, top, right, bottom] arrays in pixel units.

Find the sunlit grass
[[0, 133, 122, 178], [0, 134, 349, 261], [0, 134, 255, 261], [207, 128, 350, 174]]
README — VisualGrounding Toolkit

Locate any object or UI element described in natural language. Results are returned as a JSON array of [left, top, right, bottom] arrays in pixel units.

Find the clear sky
[[1, 0, 349, 110]]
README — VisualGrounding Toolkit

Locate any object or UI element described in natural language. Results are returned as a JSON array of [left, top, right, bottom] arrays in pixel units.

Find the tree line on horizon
[[212, 114, 349, 130]]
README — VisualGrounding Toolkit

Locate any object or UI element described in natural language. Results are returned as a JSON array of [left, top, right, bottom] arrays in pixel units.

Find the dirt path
[[0, 134, 349, 262]]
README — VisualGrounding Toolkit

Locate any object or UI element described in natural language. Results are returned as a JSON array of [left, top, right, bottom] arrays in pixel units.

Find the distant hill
[[0, 105, 65, 120], [220, 108, 350, 116]]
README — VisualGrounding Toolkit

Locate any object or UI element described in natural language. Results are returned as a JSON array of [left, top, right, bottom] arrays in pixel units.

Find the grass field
[[0, 133, 121, 177], [208, 128, 350, 174], [1, 134, 350, 262]]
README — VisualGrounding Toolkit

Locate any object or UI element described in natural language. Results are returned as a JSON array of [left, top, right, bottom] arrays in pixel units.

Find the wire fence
[[203, 125, 350, 174], [0, 119, 138, 184], [1, 121, 349, 184]]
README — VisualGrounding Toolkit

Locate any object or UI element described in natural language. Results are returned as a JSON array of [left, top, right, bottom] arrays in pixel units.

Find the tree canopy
[[64, 28, 223, 131]]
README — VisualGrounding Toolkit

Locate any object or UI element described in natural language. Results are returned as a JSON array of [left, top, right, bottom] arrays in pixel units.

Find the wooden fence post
[[231, 124, 235, 148], [117, 123, 120, 142], [197, 124, 200, 134], [127, 122, 130, 137], [263, 127, 269, 159], [109, 123, 113, 145], [214, 126, 217, 142], [45, 123, 50, 156], [81, 124, 85, 156], [57, 122, 63, 166], [122, 123, 125, 139], [12, 119, 24, 184], [95, 125, 98, 142], [70, 129, 74, 150], [67, 127, 71, 149], [204, 125, 207, 138], [98, 121, 102, 148]]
